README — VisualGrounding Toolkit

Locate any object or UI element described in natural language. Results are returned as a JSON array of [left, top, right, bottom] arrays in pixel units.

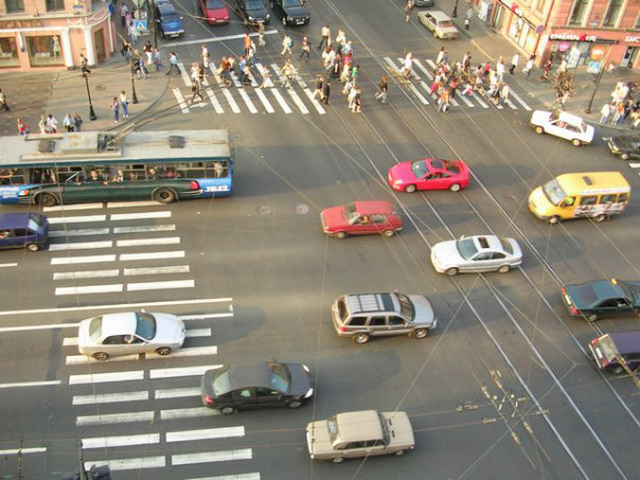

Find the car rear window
[[135, 312, 157, 340], [269, 363, 290, 392], [499, 238, 513, 255], [439, 20, 454, 27], [206, 0, 224, 7], [337, 298, 348, 321], [597, 335, 618, 361], [212, 366, 231, 395]]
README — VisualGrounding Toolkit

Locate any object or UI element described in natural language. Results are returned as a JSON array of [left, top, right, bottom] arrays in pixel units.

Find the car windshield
[[212, 366, 231, 395], [134, 312, 157, 340], [88, 316, 102, 342], [206, 0, 224, 7], [344, 203, 359, 224], [617, 282, 637, 303], [542, 179, 567, 206], [327, 416, 339, 445], [396, 293, 415, 321], [499, 238, 513, 255], [456, 237, 478, 260], [246, 0, 264, 6], [163, 14, 180, 22], [597, 335, 618, 361], [269, 363, 290, 392], [439, 20, 454, 27], [27, 218, 40, 233], [283, 0, 303, 6], [29, 213, 44, 228], [411, 161, 428, 178]]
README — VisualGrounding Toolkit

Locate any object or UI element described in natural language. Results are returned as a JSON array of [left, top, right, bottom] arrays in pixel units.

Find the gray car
[[430, 235, 522, 276], [77, 311, 186, 361]]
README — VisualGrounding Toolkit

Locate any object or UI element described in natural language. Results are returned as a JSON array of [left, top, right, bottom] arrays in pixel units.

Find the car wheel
[[92, 352, 109, 361], [220, 406, 236, 415], [449, 183, 461, 192], [621, 153, 629, 161], [382, 229, 396, 238], [393, 449, 407, 457], [587, 313, 598, 322], [498, 265, 510, 274], [571, 138, 582, 147], [445, 267, 458, 276], [353, 333, 370, 344], [593, 213, 606, 223], [331, 456, 345, 464], [535, 126, 544, 135], [335, 231, 347, 239], [26, 243, 40, 252], [413, 328, 428, 339], [154, 188, 176, 204], [37, 192, 57, 207], [404, 184, 417, 193], [155, 346, 172, 356], [286, 400, 302, 409], [547, 216, 559, 225]]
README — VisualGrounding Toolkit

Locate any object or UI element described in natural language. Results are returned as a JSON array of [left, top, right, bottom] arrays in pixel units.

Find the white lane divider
[[84, 456, 165, 471], [172, 449, 252, 465], [0, 263, 18, 268], [0, 447, 47, 455], [172, 87, 190, 114], [110, 211, 171, 221], [76, 411, 154, 426], [179, 312, 234, 321], [82, 433, 160, 449], [0, 380, 61, 389], [73, 391, 149, 405], [48, 215, 106, 224], [166, 426, 244, 443], [206, 88, 224, 114], [150, 365, 222, 379], [69, 371, 144, 385]]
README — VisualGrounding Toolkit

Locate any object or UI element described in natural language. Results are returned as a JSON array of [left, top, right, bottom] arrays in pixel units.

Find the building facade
[[0, 0, 116, 71], [475, 0, 640, 69]]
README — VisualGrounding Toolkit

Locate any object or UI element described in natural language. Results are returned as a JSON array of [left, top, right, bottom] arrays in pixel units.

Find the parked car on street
[[417, 10, 458, 39], [0, 213, 48, 251], [201, 362, 314, 414], [388, 158, 469, 192], [78, 312, 186, 361], [269, 0, 309, 25], [604, 135, 640, 160], [332, 291, 437, 344], [414, 0, 435, 6], [529, 110, 594, 146], [589, 330, 640, 374], [321, 201, 402, 239], [199, 0, 230, 24], [156, 2, 185, 38], [235, 0, 270, 24], [430, 235, 522, 275], [561, 278, 640, 321], [306, 410, 415, 463]]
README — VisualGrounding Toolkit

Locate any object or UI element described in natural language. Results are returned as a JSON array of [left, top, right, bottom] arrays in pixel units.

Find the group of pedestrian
[[110, 90, 131, 123], [599, 80, 640, 128]]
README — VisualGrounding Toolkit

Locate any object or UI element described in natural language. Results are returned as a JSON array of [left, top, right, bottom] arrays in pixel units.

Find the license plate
[[296, 19, 305, 24]]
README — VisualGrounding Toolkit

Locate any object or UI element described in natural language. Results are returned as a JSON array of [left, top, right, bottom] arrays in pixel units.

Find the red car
[[199, 0, 230, 24], [388, 158, 470, 193], [321, 201, 403, 239]]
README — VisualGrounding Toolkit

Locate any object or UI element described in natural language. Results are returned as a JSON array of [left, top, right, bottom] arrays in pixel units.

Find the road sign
[[587, 60, 601, 74], [134, 20, 148, 31]]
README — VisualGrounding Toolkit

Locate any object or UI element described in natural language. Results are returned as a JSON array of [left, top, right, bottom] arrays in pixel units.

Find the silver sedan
[[78, 311, 186, 361], [430, 235, 522, 276]]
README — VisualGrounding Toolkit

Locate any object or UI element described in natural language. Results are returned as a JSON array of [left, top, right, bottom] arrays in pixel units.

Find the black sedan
[[235, 0, 270, 24], [561, 278, 640, 321], [269, 0, 309, 26], [201, 362, 314, 414], [605, 135, 640, 161]]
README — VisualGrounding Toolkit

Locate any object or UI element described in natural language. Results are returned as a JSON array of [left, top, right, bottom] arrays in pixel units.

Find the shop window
[[603, 0, 623, 27], [0, 37, 19, 68], [46, 0, 65, 12], [27, 36, 64, 67], [569, 0, 589, 25], [5, 0, 24, 13]]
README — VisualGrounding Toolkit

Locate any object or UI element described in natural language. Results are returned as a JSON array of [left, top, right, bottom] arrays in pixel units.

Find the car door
[[231, 387, 256, 409], [351, 215, 377, 235], [371, 214, 392, 233], [490, 252, 508, 271], [594, 299, 632, 317], [466, 251, 492, 272], [254, 387, 284, 407], [388, 315, 412, 336], [426, 14, 436, 31], [367, 315, 388, 337]]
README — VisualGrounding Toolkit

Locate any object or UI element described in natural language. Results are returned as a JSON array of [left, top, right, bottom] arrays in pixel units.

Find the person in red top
[[17, 118, 30, 136], [243, 34, 251, 56]]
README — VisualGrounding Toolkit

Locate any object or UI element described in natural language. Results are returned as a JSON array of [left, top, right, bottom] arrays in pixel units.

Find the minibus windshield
[[542, 179, 567, 206]]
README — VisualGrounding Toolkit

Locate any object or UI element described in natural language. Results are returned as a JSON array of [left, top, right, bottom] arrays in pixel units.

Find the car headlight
[[248, 15, 254, 21], [304, 388, 314, 399], [266, 13, 270, 19], [393, 180, 403, 187]]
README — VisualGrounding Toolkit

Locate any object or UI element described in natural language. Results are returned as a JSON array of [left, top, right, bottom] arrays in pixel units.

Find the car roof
[[354, 201, 395, 215], [100, 312, 137, 337], [158, 3, 177, 14], [470, 235, 503, 252], [344, 293, 397, 315], [0, 213, 37, 229], [227, 362, 274, 390], [336, 410, 383, 442], [580, 280, 624, 301], [556, 111, 586, 125], [426, 10, 452, 20], [555, 172, 630, 195], [604, 330, 640, 355]]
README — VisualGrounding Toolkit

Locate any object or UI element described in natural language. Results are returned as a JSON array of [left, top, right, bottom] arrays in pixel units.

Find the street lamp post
[[128, 51, 140, 104], [584, 45, 610, 114], [452, 0, 459, 18], [82, 71, 97, 121]]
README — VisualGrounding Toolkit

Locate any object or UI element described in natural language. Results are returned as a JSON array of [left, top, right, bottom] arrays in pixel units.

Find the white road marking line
[[56, 284, 123, 296], [254, 87, 275, 113], [186, 474, 261, 480], [229, 71, 242, 88], [209, 63, 224, 85], [269, 88, 292, 113], [164, 29, 278, 48], [161, 407, 220, 420], [0, 297, 233, 317], [65, 353, 139, 365], [172, 449, 252, 466], [128, 279, 195, 291], [150, 365, 222, 379], [629, 162, 640, 168], [270, 63, 308, 114], [119, 251, 185, 261], [179, 313, 234, 321], [496, 101, 504, 110], [0, 380, 60, 389], [471, 91, 490, 108], [49, 241, 113, 251], [110, 211, 171, 221], [48, 215, 106, 224], [206, 88, 224, 114], [0, 263, 18, 268], [222, 88, 241, 113], [413, 59, 434, 81], [173, 87, 191, 114], [425, 59, 438, 71], [408, 83, 429, 105], [116, 237, 180, 247], [69, 371, 144, 385], [54, 269, 120, 280], [238, 88, 258, 114], [456, 91, 475, 107], [301, 87, 326, 114], [124, 265, 190, 276], [48, 228, 110, 237], [63, 337, 78, 346], [76, 411, 154, 426], [178, 62, 193, 87], [0, 447, 47, 455], [0, 323, 78, 333], [82, 434, 160, 449], [106, 201, 163, 208], [255, 63, 275, 87], [155, 387, 201, 399], [202, 76, 210, 87], [84, 456, 165, 471], [113, 224, 176, 234], [509, 89, 531, 110], [51, 255, 116, 265], [146, 346, 217, 359], [186, 328, 212, 337], [504, 98, 518, 110], [166, 426, 244, 443], [73, 391, 149, 405], [43, 203, 104, 212]]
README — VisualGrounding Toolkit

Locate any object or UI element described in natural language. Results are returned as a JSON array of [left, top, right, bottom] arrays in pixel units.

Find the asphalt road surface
[[1, 0, 639, 479]]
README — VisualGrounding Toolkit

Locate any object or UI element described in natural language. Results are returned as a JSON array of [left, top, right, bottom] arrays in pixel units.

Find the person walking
[[166, 52, 180, 75], [137, 54, 147, 79], [17, 118, 30, 135], [509, 53, 519, 75], [318, 24, 330, 50], [0, 88, 9, 111], [599, 103, 611, 124], [73, 112, 83, 132], [119, 2, 128, 27], [375, 75, 388, 103], [404, 0, 415, 22], [111, 97, 120, 123], [281, 34, 292, 55], [257, 21, 266, 47], [351, 87, 361, 113], [322, 79, 330, 105], [128, 23, 137, 47], [438, 88, 450, 112], [243, 34, 252, 57], [153, 47, 163, 71], [38, 115, 47, 134], [496, 56, 505, 82], [402, 52, 413, 80], [312, 75, 324, 101], [299, 36, 310, 59], [143, 41, 153, 65], [190, 79, 204, 103], [120, 90, 130, 118], [46, 114, 58, 133], [436, 47, 446, 67], [499, 84, 510, 105], [63, 113, 75, 132], [464, 7, 473, 30], [523, 55, 534, 78]]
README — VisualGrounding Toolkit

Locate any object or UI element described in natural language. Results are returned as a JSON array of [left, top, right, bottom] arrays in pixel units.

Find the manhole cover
[[295, 203, 309, 215], [258, 205, 271, 215], [95, 84, 107, 91]]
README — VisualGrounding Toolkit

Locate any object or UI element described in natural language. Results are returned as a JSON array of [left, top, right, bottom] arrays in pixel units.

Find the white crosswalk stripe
[[269, 88, 292, 114], [178, 62, 193, 87], [172, 449, 252, 465], [84, 456, 165, 471], [186, 474, 261, 480], [269, 63, 308, 114], [509, 89, 532, 110], [222, 88, 241, 113], [82, 433, 160, 449], [73, 391, 149, 405], [173, 87, 190, 114], [206, 88, 224, 114], [237, 88, 259, 114], [255, 63, 275, 87], [166, 426, 244, 443], [254, 87, 275, 113]]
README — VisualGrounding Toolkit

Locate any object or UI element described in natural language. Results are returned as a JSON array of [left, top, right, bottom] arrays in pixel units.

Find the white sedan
[[430, 235, 522, 276], [529, 110, 594, 146], [78, 311, 186, 361]]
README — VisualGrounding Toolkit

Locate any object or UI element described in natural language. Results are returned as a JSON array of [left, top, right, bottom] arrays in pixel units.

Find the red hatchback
[[199, 0, 229, 24], [321, 201, 403, 239], [388, 158, 470, 193]]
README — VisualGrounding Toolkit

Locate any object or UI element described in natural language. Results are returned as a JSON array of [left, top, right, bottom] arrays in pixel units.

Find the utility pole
[[150, 0, 158, 48], [452, 0, 459, 18], [585, 45, 610, 114]]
